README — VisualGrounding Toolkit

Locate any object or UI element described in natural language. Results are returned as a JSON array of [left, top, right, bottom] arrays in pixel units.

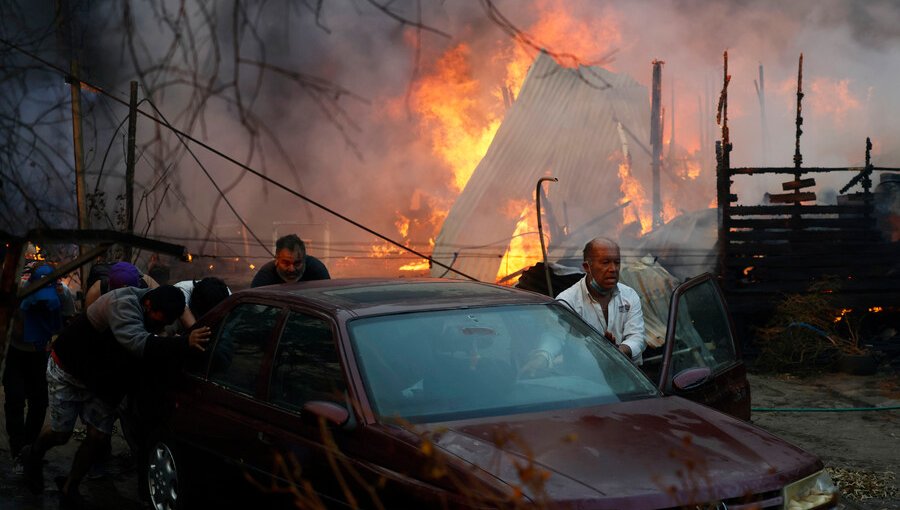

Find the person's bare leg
[[23, 424, 72, 493], [62, 423, 108, 496]]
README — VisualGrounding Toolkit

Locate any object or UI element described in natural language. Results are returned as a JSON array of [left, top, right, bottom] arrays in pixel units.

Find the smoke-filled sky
[[4, 0, 900, 278]]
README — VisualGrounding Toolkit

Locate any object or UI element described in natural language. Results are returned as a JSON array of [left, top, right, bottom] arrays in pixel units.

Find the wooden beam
[[730, 166, 867, 175], [17, 244, 112, 300], [728, 229, 879, 242], [782, 178, 816, 191], [24, 229, 186, 258], [767, 192, 816, 204], [730, 204, 871, 216], [726, 217, 874, 229]]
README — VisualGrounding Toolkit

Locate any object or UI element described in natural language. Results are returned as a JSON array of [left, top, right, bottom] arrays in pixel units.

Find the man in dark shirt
[[250, 234, 330, 287]]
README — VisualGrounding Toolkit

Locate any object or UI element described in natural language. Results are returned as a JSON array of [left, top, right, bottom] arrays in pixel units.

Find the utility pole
[[68, 58, 90, 298], [650, 60, 664, 229], [124, 81, 138, 261], [58, 0, 91, 296], [69, 60, 88, 234]]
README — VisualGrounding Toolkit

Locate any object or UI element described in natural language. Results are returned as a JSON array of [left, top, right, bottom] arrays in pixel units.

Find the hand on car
[[604, 331, 616, 344], [188, 326, 212, 351]]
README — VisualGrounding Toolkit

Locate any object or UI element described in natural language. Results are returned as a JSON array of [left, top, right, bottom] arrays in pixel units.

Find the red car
[[133, 275, 838, 509]]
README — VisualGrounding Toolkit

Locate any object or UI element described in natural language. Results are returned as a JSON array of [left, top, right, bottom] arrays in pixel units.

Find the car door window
[[269, 312, 346, 411], [669, 279, 737, 379], [208, 303, 281, 395]]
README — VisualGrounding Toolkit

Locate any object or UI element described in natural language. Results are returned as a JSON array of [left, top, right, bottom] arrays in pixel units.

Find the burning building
[[428, 51, 708, 283]]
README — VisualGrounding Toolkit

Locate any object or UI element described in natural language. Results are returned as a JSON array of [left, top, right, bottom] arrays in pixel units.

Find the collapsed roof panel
[[432, 52, 651, 281]]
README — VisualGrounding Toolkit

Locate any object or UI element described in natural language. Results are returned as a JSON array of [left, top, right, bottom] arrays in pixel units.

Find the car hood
[[420, 396, 821, 508]]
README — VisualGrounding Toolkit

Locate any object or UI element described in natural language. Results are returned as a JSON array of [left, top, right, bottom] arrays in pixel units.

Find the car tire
[[146, 438, 189, 510]]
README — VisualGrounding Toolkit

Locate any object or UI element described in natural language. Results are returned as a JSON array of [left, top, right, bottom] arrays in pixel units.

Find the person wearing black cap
[[21, 285, 211, 506]]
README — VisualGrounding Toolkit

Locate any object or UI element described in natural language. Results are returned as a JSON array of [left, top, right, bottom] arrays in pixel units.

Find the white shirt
[[556, 278, 646, 364]]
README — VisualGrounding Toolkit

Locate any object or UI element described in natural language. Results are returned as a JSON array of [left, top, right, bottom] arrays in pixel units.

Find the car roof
[[232, 278, 555, 317]]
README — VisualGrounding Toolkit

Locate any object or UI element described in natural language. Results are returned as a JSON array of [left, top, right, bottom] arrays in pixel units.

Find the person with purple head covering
[[84, 261, 158, 308]]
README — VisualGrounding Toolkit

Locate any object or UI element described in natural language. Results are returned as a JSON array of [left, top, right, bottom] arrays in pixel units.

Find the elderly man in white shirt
[[556, 237, 646, 365]]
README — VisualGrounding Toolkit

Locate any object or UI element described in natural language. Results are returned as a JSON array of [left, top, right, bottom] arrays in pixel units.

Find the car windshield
[[348, 303, 658, 423]]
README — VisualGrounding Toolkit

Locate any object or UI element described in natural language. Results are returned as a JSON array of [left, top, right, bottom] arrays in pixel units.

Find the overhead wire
[[141, 95, 273, 259]]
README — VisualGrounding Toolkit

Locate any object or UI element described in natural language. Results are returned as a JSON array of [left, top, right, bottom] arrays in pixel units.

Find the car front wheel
[[147, 440, 184, 510]]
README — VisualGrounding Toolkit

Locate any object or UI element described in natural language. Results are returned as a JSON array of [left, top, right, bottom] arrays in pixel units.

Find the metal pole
[[124, 80, 138, 262], [650, 60, 664, 229], [756, 63, 769, 166], [536, 177, 558, 296]]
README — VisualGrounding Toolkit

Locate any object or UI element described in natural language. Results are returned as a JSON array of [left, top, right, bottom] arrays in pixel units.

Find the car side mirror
[[301, 400, 352, 430], [672, 366, 711, 391]]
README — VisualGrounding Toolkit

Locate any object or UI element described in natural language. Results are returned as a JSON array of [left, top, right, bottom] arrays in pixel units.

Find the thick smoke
[[4, 0, 900, 279]]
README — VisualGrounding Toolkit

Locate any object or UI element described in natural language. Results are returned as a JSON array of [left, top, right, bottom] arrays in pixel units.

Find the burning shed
[[429, 52, 654, 282]]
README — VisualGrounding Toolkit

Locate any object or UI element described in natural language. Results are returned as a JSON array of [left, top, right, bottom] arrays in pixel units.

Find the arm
[[143, 326, 211, 363], [85, 280, 102, 308], [142, 273, 159, 289], [180, 307, 197, 330], [106, 297, 153, 356], [619, 293, 646, 361]]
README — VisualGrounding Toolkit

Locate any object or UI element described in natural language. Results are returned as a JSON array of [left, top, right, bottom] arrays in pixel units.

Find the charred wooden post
[[793, 54, 804, 176], [650, 60, 664, 229], [791, 54, 806, 224], [716, 51, 732, 283]]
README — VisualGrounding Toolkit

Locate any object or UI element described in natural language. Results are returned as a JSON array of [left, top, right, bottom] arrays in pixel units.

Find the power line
[[141, 95, 273, 259], [1, 36, 477, 281]]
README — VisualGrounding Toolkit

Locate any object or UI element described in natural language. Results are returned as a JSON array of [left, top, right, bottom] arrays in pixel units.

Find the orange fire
[[399, 260, 431, 272], [663, 199, 678, 224], [500, 0, 622, 98], [617, 162, 651, 234], [834, 308, 853, 323], [808, 77, 861, 123], [496, 199, 546, 284], [410, 44, 503, 192]]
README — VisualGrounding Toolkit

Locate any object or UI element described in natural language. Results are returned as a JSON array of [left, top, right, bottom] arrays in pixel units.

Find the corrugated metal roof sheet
[[431, 52, 651, 281]]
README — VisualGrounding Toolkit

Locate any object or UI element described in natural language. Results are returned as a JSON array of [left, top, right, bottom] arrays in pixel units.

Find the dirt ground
[[748, 368, 900, 510], [0, 369, 898, 509]]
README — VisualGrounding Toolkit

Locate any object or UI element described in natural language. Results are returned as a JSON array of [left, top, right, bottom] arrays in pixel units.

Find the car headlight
[[784, 470, 839, 510]]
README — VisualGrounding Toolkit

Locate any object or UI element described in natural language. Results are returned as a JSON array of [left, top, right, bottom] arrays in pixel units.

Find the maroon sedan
[[136, 276, 838, 509]]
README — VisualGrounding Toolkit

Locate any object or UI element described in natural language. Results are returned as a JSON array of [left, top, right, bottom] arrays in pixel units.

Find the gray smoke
[[4, 0, 900, 277]]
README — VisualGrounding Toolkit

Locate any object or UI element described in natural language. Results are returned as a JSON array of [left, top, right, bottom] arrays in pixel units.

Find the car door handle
[[257, 431, 274, 445]]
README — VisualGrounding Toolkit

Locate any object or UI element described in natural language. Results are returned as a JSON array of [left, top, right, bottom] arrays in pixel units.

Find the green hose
[[752, 405, 900, 413]]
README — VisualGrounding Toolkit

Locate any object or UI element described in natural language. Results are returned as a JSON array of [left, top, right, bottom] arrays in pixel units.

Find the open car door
[[645, 273, 751, 420]]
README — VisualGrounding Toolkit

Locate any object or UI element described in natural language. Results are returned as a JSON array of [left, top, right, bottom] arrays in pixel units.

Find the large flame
[[411, 44, 503, 192]]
